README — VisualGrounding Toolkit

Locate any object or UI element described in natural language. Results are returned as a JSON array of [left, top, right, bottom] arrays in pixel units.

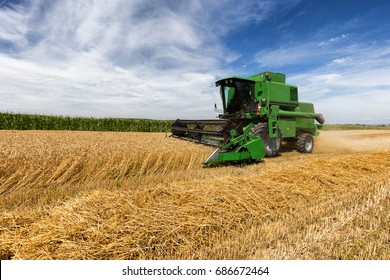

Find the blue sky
[[0, 0, 389, 124]]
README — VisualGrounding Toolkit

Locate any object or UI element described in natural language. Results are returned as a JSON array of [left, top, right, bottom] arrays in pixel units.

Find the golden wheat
[[0, 130, 389, 260]]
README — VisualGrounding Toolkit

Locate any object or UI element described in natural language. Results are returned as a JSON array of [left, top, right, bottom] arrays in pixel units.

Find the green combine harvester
[[171, 71, 325, 164]]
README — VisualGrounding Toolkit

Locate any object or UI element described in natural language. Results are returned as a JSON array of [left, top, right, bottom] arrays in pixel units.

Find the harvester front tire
[[296, 133, 314, 153], [251, 123, 281, 157]]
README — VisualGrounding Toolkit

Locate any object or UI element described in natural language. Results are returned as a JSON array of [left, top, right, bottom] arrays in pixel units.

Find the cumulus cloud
[[0, 0, 284, 118]]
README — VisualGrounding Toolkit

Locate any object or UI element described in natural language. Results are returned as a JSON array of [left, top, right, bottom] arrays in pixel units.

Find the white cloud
[[1, 0, 282, 119], [287, 42, 390, 124], [319, 33, 347, 46], [328, 57, 349, 65], [254, 33, 350, 68]]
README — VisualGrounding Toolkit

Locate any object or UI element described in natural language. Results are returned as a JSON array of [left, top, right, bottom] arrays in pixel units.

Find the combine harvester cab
[[171, 71, 325, 164]]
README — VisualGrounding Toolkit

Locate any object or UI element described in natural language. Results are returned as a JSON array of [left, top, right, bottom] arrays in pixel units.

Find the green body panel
[[267, 82, 292, 103], [292, 102, 318, 135], [278, 119, 296, 138]]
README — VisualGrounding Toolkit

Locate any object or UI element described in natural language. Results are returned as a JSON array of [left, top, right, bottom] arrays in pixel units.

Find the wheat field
[[0, 130, 389, 260]]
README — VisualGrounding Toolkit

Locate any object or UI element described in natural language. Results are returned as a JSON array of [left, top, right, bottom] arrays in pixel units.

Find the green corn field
[[0, 112, 172, 132]]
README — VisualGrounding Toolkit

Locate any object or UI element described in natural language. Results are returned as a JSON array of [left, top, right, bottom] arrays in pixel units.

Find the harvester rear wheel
[[296, 133, 314, 153], [251, 123, 281, 157]]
